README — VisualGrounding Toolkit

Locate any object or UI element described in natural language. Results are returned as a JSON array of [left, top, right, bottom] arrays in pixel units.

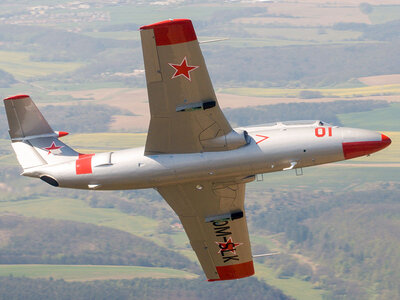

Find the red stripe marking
[[140, 19, 197, 46], [4, 95, 30, 101], [208, 261, 254, 281], [342, 134, 391, 160], [76, 154, 94, 175], [255, 134, 269, 144]]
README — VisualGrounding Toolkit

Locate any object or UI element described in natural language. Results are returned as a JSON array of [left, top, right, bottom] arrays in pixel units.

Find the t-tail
[[3, 95, 78, 172]]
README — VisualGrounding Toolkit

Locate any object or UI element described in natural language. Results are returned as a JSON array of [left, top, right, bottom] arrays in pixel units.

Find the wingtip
[[207, 261, 255, 282], [140, 18, 192, 30], [4, 94, 30, 101], [56, 131, 69, 138], [140, 18, 197, 46]]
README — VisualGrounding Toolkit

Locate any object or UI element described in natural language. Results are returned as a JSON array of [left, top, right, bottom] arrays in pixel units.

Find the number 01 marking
[[315, 127, 332, 137]]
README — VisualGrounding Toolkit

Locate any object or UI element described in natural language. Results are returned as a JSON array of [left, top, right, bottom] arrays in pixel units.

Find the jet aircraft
[[3, 19, 391, 281]]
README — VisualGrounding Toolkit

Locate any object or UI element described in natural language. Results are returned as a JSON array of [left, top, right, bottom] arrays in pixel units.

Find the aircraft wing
[[140, 19, 241, 154], [157, 179, 255, 281]]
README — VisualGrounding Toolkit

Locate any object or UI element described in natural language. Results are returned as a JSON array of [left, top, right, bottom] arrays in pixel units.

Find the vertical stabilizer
[[4, 94, 53, 139]]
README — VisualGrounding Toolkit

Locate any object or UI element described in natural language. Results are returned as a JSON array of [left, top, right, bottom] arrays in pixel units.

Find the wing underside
[[157, 179, 254, 281]]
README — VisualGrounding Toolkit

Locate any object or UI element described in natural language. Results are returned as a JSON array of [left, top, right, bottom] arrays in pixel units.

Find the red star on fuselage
[[216, 236, 243, 255], [169, 57, 199, 81], [44, 141, 63, 155]]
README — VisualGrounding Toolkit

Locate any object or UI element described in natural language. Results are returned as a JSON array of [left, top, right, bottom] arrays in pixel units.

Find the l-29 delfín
[[3, 19, 391, 281]]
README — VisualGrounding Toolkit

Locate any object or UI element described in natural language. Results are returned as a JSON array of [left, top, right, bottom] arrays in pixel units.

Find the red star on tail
[[169, 57, 199, 81], [216, 236, 243, 255], [44, 141, 63, 155]]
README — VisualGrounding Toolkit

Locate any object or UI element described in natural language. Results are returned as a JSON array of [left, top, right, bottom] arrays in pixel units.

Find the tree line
[[0, 276, 293, 300], [0, 215, 198, 273]]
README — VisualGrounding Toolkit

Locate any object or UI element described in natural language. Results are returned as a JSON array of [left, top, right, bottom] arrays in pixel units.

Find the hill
[[0, 215, 198, 272], [0, 276, 292, 300]]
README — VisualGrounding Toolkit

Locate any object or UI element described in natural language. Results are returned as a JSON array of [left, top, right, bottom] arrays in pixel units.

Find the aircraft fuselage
[[23, 121, 390, 190]]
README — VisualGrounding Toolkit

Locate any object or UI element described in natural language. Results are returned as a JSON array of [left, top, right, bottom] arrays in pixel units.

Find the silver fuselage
[[22, 122, 385, 190]]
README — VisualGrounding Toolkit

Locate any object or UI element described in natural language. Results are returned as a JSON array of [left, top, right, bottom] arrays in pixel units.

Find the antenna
[[253, 252, 280, 258], [199, 38, 229, 44]]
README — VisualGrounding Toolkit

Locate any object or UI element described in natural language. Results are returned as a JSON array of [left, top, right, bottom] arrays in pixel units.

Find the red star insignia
[[216, 236, 243, 255], [169, 57, 199, 81], [44, 141, 63, 155]]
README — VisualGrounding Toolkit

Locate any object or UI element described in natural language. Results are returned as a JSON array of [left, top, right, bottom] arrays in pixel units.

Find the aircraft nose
[[341, 128, 391, 160]]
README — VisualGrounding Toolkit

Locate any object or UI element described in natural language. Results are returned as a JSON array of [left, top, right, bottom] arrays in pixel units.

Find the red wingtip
[[56, 131, 69, 138], [140, 19, 197, 46], [4, 94, 30, 101], [207, 261, 255, 282]]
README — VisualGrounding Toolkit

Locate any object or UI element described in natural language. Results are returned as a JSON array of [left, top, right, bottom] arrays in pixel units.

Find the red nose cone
[[342, 133, 391, 159], [381, 133, 392, 147]]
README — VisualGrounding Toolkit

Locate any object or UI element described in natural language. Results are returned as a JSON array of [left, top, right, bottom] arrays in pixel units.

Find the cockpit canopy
[[238, 120, 334, 132]]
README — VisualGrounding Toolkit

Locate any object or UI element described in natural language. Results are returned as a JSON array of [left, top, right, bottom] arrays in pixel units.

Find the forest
[[0, 276, 292, 300]]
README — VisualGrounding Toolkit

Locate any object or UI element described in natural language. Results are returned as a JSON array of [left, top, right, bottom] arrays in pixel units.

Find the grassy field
[[0, 264, 323, 299], [0, 51, 81, 80], [0, 197, 158, 239], [243, 27, 362, 45], [0, 264, 198, 281], [221, 85, 400, 98], [248, 165, 399, 192], [339, 104, 400, 131], [255, 263, 326, 300]]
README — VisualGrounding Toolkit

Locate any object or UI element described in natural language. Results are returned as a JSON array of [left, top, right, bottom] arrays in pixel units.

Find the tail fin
[[4, 95, 78, 170]]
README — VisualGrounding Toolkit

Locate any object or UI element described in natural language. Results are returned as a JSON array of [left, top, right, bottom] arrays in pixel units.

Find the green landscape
[[0, 0, 399, 299], [0, 265, 197, 281]]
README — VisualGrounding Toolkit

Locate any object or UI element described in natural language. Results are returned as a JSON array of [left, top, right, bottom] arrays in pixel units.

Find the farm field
[[0, 197, 158, 239], [221, 85, 400, 98], [248, 165, 399, 192], [359, 74, 400, 86], [255, 264, 325, 300], [338, 104, 400, 131], [0, 264, 198, 281], [0, 51, 81, 80], [245, 27, 362, 44]]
